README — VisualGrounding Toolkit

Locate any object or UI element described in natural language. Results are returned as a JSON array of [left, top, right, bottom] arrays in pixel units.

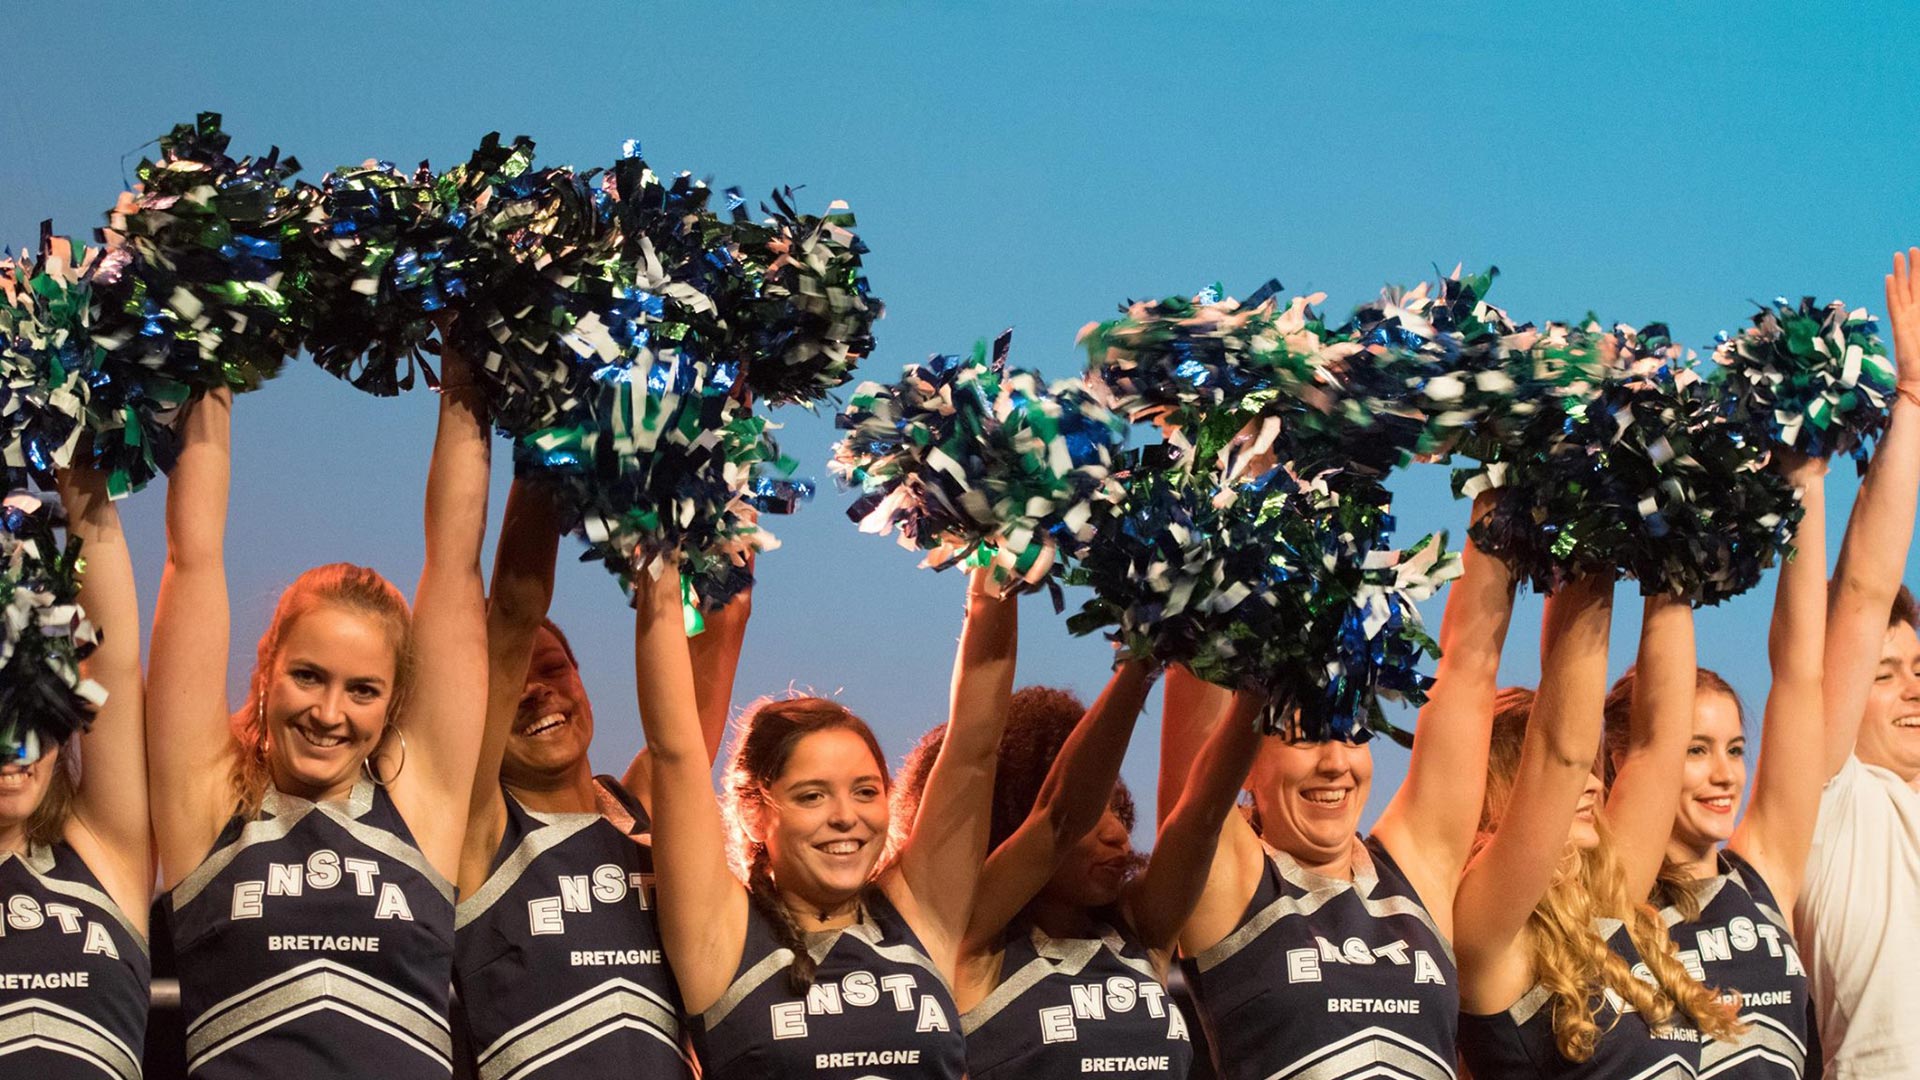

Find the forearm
[[1031, 659, 1153, 847], [634, 567, 709, 768], [1157, 665, 1230, 827], [942, 571, 1019, 765], [1606, 594, 1694, 897], [689, 591, 751, 764]]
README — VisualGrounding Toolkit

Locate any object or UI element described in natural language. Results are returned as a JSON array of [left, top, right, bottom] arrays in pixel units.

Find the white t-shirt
[[1796, 755, 1920, 1078]]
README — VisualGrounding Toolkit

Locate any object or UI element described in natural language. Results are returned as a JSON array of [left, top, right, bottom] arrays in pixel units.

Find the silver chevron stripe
[[7, 848, 147, 958], [1194, 844, 1452, 973], [1699, 1010, 1807, 1077], [175, 782, 452, 911], [963, 926, 1157, 1033], [1261, 1025, 1455, 1080], [477, 978, 689, 1080], [455, 814, 602, 930], [185, 958, 450, 1072], [0, 999, 141, 1080]]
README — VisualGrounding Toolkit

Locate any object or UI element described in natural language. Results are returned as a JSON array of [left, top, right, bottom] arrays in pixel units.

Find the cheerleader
[[0, 459, 149, 1079], [452, 478, 747, 1080], [632, 563, 1019, 1079], [892, 656, 1264, 1079], [1164, 497, 1519, 1080], [146, 341, 491, 1080], [1795, 248, 1920, 1077], [1598, 452, 1828, 1078], [1454, 577, 1740, 1078]]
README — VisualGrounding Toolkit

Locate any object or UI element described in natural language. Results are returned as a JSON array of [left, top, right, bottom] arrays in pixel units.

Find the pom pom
[[831, 331, 1129, 599], [0, 227, 101, 489], [724, 188, 881, 409], [1456, 321, 1801, 603], [91, 114, 311, 396], [1710, 297, 1896, 468], [1066, 461, 1459, 741], [0, 491, 105, 759]]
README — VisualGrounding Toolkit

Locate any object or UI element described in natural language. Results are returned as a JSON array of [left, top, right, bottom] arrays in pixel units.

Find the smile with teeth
[[292, 723, 351, 750], [1697, 795, 1736, 812], [1301, 788, 1351, 807], [520, 712, 571, 738], [0, 767, 30, 788], [1894, 715, 1920, 728], [816, 839, 865, 856]]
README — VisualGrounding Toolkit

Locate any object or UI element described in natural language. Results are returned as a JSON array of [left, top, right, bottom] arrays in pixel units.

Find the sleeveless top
[[961, 917, 1191, 1078], [162, 780, 456, 1079], [688, 889, 967, 1080], [0, 841, 150, 1079], [1180, 834, 1459, 1080], [1663, 850, 1813, 1079], [453, 776, 692, 1080], [1458, 917, 1705, 1079]]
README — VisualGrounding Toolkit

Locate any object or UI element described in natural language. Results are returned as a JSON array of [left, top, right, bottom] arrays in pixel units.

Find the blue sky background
[[7, 1, 1917, 838]]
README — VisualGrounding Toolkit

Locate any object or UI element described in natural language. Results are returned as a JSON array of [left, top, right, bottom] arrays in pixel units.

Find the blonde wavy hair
[[1479, 687, 1741, 1063], [229, 564, 414, 819]]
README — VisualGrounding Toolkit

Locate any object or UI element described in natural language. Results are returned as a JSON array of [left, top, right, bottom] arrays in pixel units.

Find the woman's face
[[1673, 691, 1745, 849], [0, 741, 59, 844], [1249, 736, 1374, 868], [758, 728, 891, 908], [1041, 802, 1136, 910], [264, 605, 398, 801], [502, 626, 595, 786], [1568, 770, 1604, 851]]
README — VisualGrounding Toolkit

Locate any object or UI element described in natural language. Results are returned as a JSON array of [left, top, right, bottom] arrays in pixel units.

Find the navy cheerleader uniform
[[688, 890, 966, 1080], [1458, 918, 1703, 1079], [162, 781, 455, 1079], [1181, 835, 1458, 1080], [960, 919, 1191, 1079], [0, 843, 149, 1079], [453, 777, 692, 1080], [1663, 850, 1814, 1079]]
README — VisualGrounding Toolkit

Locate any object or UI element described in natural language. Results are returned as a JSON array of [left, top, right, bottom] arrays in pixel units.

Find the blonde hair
[[1480, 688, 1741, 1062], [229, 564, 414, 818]]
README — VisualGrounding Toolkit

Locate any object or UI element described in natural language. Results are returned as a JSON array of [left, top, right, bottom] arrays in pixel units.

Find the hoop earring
[[363, 726, 408, 786]]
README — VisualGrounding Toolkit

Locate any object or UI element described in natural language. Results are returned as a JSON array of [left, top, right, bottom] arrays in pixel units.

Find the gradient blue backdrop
[[6, 1, 1917, 839]]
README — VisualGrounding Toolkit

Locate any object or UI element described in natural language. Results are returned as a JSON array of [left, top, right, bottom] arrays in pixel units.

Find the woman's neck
[[507, 763, 601, 815], [273, 771, 361, 805], [1666, 836, 1720, 881], [1026, 895, 1100, 940], [0, 823, 27, 857], [784, 888, 864, 933]]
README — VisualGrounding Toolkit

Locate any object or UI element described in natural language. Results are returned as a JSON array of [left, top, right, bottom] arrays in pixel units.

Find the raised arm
[[632, 562, 747, 1014], [621, 578, 751, 810], [390, 338, 493, 882], [1125, 687, 1265, 958], [1373, 492, 1517, 916], [960, 658, 1157, 952], [1601, 593, 1696, 901], [147, 388, 238, 888], [459, 477, 561, 897], [893, 568, 1018, 966], [1822, 248, 1920, 774], [1454, 574, 1614, 1011], [57, 458, 150, 920], [1156, 664, 1231, 827], [1731, 455, 1828, 907]]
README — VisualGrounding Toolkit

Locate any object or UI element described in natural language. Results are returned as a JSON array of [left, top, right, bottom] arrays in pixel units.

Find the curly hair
[[1893, 584, 1919, 630], [1601, 666, 1746, 922], [723, 694, 891, 993], [1479, 687, 1742, 1063], [230, 564, 414, 819], [891, 685, 1138, 882]]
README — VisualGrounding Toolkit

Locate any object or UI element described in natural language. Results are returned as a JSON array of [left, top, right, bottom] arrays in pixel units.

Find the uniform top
[[1795, 755, 1920, 1079], [960, 917, 1192, 1079], [0, 841, 150, 1080], [1662, 849, 1813, 1079], [687, 888, 967, 1080], [1458, 917, 1704, 1080], [1179, 834, 1459, 1080], [162, 779, 455, 1080], [453, 776, 692, 1080]]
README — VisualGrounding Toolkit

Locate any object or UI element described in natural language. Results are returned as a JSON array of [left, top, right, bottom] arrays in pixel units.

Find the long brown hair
[[22, 743, 80, 847], [723, 695, 891, 992], [230, 564, 414, 818], [1601, 666, 1746, 920], [1479, 688, 1741, 1062]]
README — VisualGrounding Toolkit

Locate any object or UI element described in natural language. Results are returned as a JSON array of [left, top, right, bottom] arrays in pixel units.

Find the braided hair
[[723, 695, 891, 992]]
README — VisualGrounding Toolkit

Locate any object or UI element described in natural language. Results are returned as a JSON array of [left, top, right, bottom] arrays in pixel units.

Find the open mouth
[[292, 724, 351, 751], [1696, 795, 1736, 813], [1300, 787, 1352, 809], [815, 838, 867, 859], [1894, 714, 1920, 729], [0, 766, 31, 789], [518, 712, 572, 739]]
